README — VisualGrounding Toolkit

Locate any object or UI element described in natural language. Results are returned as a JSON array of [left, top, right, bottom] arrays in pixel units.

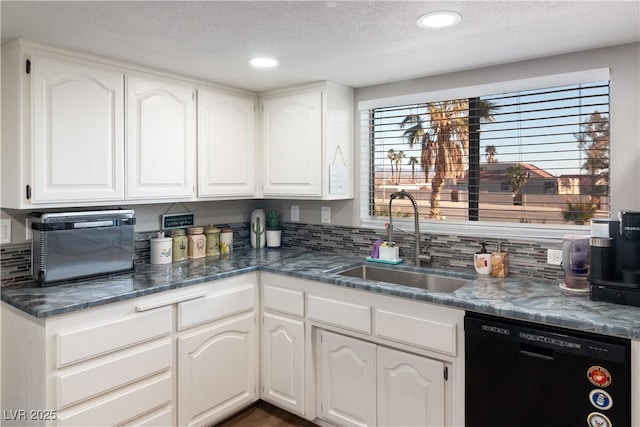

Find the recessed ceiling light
[[248, 57, 279, 68], [416, 11, 462, 29]]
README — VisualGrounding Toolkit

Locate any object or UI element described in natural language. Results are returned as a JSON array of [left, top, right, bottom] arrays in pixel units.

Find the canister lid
[[205, 225, 220, 234], [172, 229, 186, 236], [187, 226, 204, 234]]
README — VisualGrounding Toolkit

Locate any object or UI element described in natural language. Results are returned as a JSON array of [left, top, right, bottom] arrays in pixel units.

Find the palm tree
[[485, 145, 498, 163], [507, 164, 529, 205], [394, 150, 405, 184], [400, 114, 429, 182], [386, 149, 396, 183], [400, 99, 497, 219], [408, 156, 419, 183], [574, 111, 609, 203]]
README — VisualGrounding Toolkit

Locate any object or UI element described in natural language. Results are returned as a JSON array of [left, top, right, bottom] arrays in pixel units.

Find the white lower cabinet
[[261, 312, 305, 416], [319, 331, 445, 427], [178, 312, 257, 427], [319, 331, 377, 427], [0, 273, 258, 427], [260, 272, 463, 427], [376, 346, 445, 427]]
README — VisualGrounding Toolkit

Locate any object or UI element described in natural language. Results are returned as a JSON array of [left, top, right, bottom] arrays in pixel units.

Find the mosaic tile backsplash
[[1, 221, 564, 287]]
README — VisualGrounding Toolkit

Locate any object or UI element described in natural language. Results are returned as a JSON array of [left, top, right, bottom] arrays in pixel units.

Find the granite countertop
[[3, 248, 640, 340]]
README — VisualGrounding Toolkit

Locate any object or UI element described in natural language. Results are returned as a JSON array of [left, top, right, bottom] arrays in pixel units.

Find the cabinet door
[[319, 330, 376, 427], [198, 89, 256, 198], [177, 313, 257, 427], [31, 56, 124, 203], [377, 346, 445, 427], [262, 90, 322, 197], [261, 312, 305, 416], [126, 76, 196, 199]]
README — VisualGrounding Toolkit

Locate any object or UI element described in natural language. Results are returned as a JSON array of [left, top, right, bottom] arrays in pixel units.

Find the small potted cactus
[[266, 209, 282, 248]]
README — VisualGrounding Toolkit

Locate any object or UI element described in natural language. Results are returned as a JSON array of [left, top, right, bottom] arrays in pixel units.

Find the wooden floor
[[214, 401, 317, 427]]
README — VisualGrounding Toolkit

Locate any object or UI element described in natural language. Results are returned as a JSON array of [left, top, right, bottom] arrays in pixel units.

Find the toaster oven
[[29, 210, 136, 286]]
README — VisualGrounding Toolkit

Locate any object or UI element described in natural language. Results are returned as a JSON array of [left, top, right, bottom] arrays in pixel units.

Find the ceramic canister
[[220, 229, 233, 253], [187, 227, 207, 259], [204, 225, 221, 256], [172, 229, 188, 261], [150, 234, 173, 264]]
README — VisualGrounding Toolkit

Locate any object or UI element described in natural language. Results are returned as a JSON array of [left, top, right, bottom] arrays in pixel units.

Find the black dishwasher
[[465, 313, 630, 427]]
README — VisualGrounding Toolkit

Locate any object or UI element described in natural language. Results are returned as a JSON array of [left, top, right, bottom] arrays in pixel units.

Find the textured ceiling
[[1, 1, 639, 92]]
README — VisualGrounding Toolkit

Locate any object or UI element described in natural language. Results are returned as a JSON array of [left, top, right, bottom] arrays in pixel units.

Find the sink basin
[[335, 264, 468, 293]]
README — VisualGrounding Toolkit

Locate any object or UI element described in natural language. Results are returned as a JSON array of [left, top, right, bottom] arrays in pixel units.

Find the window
[[362, 79, 610, 227]]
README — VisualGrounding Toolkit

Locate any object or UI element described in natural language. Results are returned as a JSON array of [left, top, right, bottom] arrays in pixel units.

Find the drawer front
[[375, 309, 457, 356], [178, 282, 255, 330], [308, 295, 371, 334], [263, 284, 304, 317], [56, 373, 172, 427], [56, 306, 172, 368], [56, 340, 172, 409]]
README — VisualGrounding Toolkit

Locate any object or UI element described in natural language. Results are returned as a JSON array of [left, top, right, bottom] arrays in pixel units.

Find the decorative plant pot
[[266, 229, 282, 248]]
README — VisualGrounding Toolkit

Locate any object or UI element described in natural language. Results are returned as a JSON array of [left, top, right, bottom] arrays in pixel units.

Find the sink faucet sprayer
[[387, 190, 431, 267]]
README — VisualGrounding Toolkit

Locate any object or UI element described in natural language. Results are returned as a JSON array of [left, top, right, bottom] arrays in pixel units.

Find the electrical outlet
[[291, 205, 299, 222], [547, 249, 562, 265], [321, 206, 331, 224], [0, 219, 11, 244]]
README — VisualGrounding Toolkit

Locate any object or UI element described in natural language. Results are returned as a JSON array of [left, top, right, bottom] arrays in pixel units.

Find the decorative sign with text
[[161, 212, 195, 230]]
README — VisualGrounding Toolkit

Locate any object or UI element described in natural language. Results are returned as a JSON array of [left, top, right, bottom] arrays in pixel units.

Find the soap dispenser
[[491, 241, 509, 278], [474, 241, 492, 275]]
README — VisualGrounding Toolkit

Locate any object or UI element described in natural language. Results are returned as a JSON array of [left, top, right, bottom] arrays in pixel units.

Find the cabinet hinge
[[444, 366, 449, 381], [25, 59, 31, 74], [25, 185, 31, 200]]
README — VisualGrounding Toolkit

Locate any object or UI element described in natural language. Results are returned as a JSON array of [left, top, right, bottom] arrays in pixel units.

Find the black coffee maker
[[590, 211, 640, 306]]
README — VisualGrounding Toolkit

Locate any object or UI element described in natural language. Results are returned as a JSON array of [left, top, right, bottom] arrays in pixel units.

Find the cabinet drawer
[[56, 373, 172, 427], [263, 284, 304, 317], [178, 282, 255, 330], [308, 295, 370, 334], [56, 340, 172, 409], [375, 309, 457, 356], [56, 306, 172, 368]]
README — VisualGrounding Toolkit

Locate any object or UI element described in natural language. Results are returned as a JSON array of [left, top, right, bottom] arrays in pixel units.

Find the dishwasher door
[[465, 313, 630, 427]]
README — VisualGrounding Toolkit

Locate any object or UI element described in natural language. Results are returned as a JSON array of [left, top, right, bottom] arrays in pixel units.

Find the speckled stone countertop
[[3, 248, 640, 340]]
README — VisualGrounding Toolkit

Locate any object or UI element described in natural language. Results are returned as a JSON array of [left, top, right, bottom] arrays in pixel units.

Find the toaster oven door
[[37, 223, 134, 285]]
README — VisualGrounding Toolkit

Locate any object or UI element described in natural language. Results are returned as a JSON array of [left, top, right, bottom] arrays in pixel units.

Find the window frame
[[358, 68, 610, 241]]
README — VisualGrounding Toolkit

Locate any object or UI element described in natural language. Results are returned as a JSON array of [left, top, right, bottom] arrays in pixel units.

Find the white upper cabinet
[[261, 89, 323, 197], [1, 41, 126, 208], [126, 76, 196, 200], [197, 89, 256, 199], [260, 82, 354, 200], [32, 56, 125, 204], [1, 40, 354, 208]]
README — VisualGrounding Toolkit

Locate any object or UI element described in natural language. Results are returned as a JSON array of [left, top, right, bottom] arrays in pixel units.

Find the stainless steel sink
[[335, 264, 468, 293]]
